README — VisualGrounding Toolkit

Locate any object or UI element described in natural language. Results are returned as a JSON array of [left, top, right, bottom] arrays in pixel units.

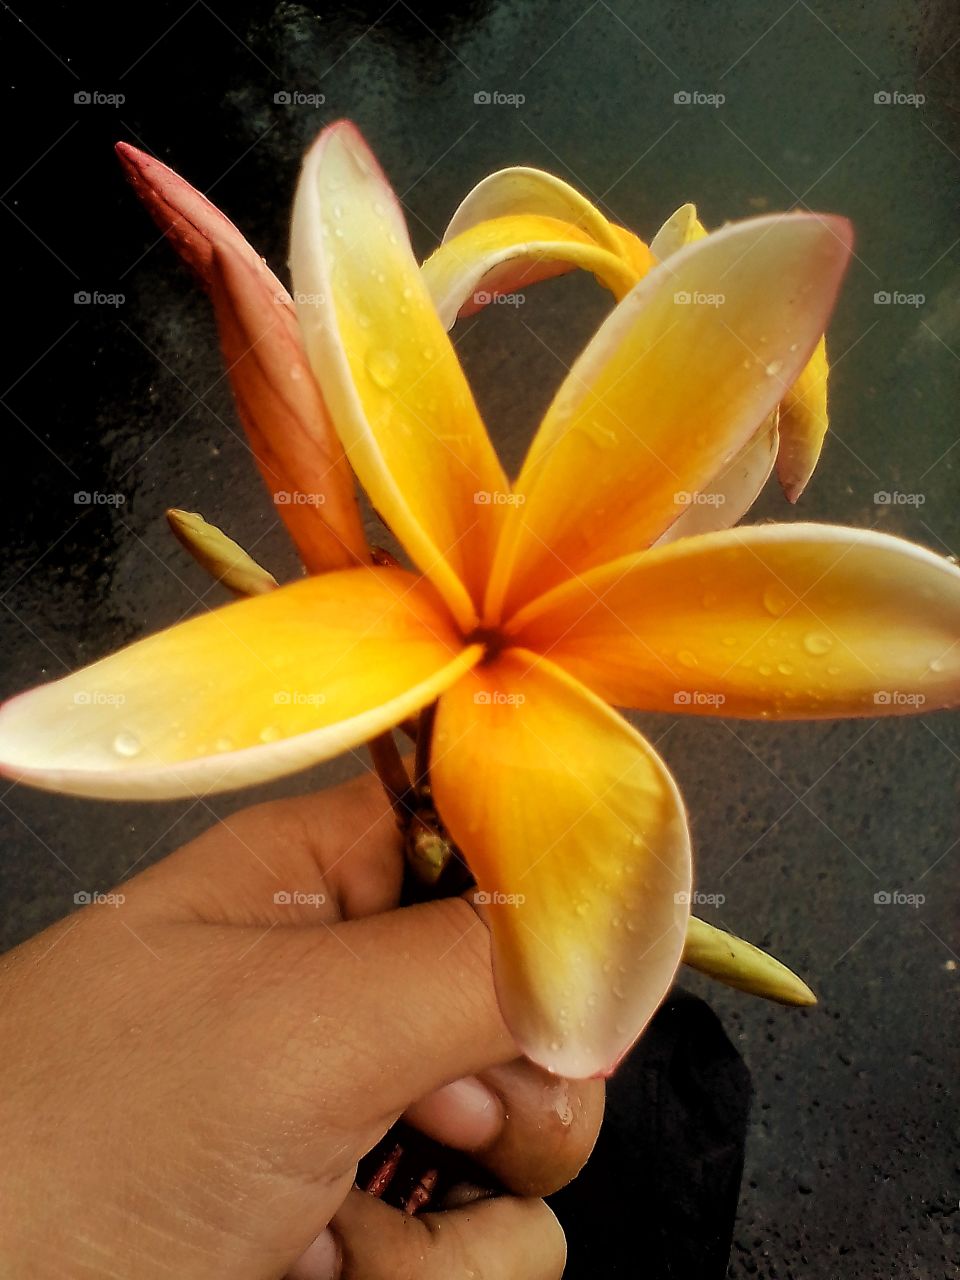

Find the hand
[[0, 769, 603, 1278]]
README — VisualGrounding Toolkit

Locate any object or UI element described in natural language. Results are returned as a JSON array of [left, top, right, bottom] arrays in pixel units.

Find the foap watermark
[[73, 691, 125, 707], [674, 290, 725, 307], [274, 90, 326, 107], [674, 890, 726, 906], [274, 690, 327, 707], [674, 89, 725, 108], [474, 690, 526, 706], [873, 889, 925, 907], [874, 290, 924, 307], [674, 690, 726, 708], [290, 290, 326, 307], [273, 889, 327, 907], [674, 490, 726, 507], [874, 490, 925, 507], [74, 890, 126, 907], [74, 90, 125, 106], [474, 890, 526, 907], [874, 690, 926, 708], [275, 490, 326, 506], [474, 490, 525, 506], [74, 491, 126, 506], [873, 90, 924, 107], [74, 290, 125, 307], [473, 289, 525, 308], [473, 90, 525, 108]]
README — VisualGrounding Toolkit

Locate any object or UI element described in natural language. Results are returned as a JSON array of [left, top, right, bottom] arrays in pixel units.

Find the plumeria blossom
[[3, 125, 960, 1080], [421, 166, 831, 516]]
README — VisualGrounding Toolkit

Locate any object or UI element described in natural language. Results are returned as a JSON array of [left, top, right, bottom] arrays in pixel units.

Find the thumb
[[218, 895, 516, 1144]]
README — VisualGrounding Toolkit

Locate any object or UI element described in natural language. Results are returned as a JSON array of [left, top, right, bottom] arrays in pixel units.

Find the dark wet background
[[2, 2, 958, 1275]]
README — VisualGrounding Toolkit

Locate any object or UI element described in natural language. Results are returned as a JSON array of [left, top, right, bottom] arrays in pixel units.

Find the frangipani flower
[[3, 124, 960, 1081], [421, 166, 831, 511]]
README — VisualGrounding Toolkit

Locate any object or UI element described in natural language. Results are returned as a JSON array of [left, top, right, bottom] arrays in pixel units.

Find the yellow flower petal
[[290, 122, 507, 629], [512, 524, 960, 719], [0, 568, 479, 799], [485, 214, 853, 621], [776, 335, 830, 502], [431, 649, 691, 1078], [654, 411, 779, 546], [649, 202, 708, 260], [442, 165, 625, 255], [422, 214, 638, 330]]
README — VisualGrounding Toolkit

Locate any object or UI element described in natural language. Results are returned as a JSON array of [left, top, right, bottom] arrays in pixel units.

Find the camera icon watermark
[[674, 89, 725, 108], [473, 889, 526, 907], [473, 90, 525, 107], [873, 490, 925, 506], [873, 690, 926, 707], [873, 889, 924, 907], [674, 890, 726, 906], [873, 90, 924, 107], [74, 889, 126, 907], [274, 90, 326, 107], [273, 889, 327, 907]]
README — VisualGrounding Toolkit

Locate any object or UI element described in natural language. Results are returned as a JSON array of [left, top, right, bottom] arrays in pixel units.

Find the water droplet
[[333, 226, 344, 239], [289, 365, 303, 381], [113, 731, 141, 758], [332, 202, 343, 220], [763, 585, 789, 617], [587, 993, 599, 1008], [549, 1039, 562, 1052], [366, 348, 400, 389], [259, 725, 281, 743], [677, 649, 698, 668], [803, 631, 834, 656], [765, 360, 783, 377], [758, 663, 773, 676], [215, 736, 233, 753], [575, 901, 589, 917], [789, 342, 799, 352], [929, 657, 945, 673], [777, 662, 794, 676], [582, 419, 618, 448]]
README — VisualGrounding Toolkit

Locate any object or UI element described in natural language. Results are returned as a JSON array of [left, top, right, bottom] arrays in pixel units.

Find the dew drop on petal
[[365, 348, 400, 389], [112, 732, 141, 758], [259, 725, 281, 744], [777, 662, 794, 676], [929, 657, 945, 673], [765, 360, 784, 377], [215, 736, 233, 753], [677, 649, 698, 669], [763, 585, 789, 617], [803, 632, 834, 656]]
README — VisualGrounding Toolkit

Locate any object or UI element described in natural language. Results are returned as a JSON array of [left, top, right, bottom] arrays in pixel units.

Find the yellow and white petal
[[512, 524, 960, 719], [290, 122, 507, 629], [431, 649, 691, 1078], [422, 215, 639, 330], [485, 214, 853, 621], [442, 166, 624, 256], [649, 202, 707, 261], [776, 335, 830, 502], [654, 411, 779, 546], [0, 568, 479, 800]]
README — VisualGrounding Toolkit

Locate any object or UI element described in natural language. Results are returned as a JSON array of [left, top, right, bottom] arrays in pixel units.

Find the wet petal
[[422, 215, 638, 329], [512, 524, 960, 719], [290, 121, 507, 628], [485, 214, 853, 620], [776, 335, 830, 502], [0, 568, 478, 799], [431, 649, 691, 1078]]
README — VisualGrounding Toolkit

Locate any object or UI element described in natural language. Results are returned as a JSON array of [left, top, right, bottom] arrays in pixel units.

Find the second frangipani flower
[[2, 123, 959, 1079]]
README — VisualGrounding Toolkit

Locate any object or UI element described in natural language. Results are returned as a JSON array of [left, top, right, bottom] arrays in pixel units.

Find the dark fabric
[[550, 990, 751, 1278]]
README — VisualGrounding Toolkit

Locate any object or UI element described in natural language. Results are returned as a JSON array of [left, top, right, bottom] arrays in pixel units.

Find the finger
[[405, 1060, 604, 1197], [125, 766, 404, 925], [317, 1188, 566, 1280]]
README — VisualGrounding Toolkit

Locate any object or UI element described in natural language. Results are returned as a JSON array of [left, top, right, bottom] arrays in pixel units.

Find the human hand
[[0, 768, 603, 1278]]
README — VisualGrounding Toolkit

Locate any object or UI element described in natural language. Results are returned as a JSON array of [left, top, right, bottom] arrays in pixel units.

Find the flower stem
[[367, 732, 413, 823]]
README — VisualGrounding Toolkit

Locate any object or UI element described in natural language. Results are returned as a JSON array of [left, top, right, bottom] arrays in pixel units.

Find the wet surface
[[2, 2, 959, 1275]]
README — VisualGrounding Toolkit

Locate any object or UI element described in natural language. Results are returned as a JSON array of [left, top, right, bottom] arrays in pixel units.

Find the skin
[[0, 769, 604, 1279]]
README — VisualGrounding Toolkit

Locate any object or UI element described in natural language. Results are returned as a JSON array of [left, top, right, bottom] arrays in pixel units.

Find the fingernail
[[405, 1075, 503, 1150]]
